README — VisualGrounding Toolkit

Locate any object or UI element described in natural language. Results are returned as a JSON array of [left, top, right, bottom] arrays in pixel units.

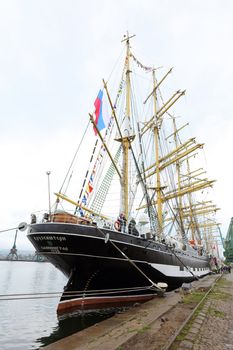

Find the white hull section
[[151, 263, 210, 278]]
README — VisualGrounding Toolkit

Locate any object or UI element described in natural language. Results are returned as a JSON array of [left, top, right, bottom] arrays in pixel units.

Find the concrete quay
[[170, 272, 233, 350], [43, 273, 232, 350]]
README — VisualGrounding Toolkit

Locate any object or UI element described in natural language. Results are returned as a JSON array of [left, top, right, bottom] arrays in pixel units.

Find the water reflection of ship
[[36, 308, 122, 348]]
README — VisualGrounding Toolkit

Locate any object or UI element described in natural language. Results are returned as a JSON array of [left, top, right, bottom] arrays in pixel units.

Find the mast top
[[121, 32, 136, 43]]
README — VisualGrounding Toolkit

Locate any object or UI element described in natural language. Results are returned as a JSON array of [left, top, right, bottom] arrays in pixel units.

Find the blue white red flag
[[93, 89, 105, 135]]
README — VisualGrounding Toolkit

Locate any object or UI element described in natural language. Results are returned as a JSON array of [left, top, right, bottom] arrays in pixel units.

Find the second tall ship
[[28, 34, 221, 313]]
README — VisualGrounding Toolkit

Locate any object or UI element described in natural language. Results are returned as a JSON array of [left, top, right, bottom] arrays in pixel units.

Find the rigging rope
[[160, 189, 200, 280], [90, 146, 122, 214], [59, 120, 90, 195], [130, 144, 159, 235], [74, 137, 99, 214]]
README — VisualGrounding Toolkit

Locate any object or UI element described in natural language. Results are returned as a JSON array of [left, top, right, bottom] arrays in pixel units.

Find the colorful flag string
[[78, 76, 125, 216]]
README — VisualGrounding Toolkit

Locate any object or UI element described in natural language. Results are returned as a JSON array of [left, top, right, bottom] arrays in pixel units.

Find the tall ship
[[27, 34, 221, 313]]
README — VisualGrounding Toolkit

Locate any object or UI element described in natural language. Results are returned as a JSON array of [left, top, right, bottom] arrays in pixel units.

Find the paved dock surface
[[43, 273, 233, 349], [171, 271, 233, 350]]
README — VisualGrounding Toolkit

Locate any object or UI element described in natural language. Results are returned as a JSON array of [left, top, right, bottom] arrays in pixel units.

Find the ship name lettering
[[34, 235, 66, 242], [41, 245, 68, 252]]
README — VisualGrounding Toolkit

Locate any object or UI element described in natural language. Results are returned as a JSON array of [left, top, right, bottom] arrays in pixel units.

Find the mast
[[185, 157, 200, 242], [172, 117, 186, 241], [152, 70, 163, 235], [120, 33, 135, 219]]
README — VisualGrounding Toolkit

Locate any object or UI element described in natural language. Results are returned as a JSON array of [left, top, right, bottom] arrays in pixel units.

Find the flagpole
[[102, 79, 123, 139], [46, 171, 51, 219]]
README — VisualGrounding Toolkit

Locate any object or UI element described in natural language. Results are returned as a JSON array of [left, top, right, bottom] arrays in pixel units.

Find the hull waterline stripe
[[58, 292, 156, 305]]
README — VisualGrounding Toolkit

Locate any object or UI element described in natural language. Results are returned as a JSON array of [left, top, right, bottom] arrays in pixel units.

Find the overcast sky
[[0, 0, 232, 251]]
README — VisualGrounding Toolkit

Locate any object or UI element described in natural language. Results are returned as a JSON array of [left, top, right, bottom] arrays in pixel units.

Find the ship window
[[179, 266, 184, 271]]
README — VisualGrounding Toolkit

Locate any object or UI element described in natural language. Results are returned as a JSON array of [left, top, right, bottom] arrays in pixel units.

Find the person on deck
[[128, 218, 139, 236], [118, 213, 127, 233]]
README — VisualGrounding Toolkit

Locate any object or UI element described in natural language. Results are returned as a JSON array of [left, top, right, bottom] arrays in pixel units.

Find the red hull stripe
[[57, 294, 155, 313]]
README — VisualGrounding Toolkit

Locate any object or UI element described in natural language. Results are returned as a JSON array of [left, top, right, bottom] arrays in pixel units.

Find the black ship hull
[[27, 222, 210, 313]]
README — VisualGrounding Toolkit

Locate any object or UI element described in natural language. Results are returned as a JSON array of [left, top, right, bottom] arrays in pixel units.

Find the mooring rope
[[0, 222, 27, 234], [0, 227, 18, 234], [0, 285, 155, 301], [96, 228, 164, 292]]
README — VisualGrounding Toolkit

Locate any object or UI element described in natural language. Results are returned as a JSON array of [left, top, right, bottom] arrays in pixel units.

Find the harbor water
[[0, 261, 117, 349]]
